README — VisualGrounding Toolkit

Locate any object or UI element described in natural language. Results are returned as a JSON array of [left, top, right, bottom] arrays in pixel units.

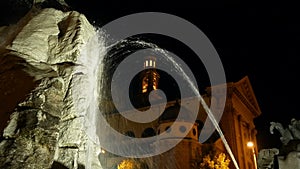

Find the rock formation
[[0, 5, 104, 169]]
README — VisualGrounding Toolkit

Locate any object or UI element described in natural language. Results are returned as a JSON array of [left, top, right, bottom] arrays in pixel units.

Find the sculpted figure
[[259, 118, 300, 169], [270, 122, 293, 145], [288, 118, 300, 140], [257, 148, 279, 169]]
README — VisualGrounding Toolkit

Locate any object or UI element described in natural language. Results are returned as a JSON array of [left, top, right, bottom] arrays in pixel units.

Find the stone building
[[218, 76, 262, 169], [100, 55, 262, 169]]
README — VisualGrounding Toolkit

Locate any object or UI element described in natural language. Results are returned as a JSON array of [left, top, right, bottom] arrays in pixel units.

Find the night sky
[[55, 0, 300, 150], [1, 0, 300, 150]]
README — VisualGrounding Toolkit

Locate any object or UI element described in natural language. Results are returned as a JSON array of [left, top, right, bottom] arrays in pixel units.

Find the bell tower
[[141, 56, 160, 94], [131, 56, 162, 107]]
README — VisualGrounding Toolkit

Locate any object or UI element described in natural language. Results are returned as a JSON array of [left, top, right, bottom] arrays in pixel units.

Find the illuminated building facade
[[100, 56, 262, 169]]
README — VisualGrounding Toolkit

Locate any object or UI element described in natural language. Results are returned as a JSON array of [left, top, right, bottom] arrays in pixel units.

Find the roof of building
[[159, 102, 199, 123]]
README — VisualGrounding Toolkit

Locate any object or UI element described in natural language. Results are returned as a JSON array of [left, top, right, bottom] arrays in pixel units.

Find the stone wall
[[0, 7, 103, 169]]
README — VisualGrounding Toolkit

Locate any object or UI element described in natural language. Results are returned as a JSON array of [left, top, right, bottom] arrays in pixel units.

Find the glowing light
[[247, 141, 257, 169], [247, 141, 254, 148]]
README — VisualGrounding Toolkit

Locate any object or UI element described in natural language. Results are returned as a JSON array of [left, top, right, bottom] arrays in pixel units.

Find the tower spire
[[142, 56, 160, 93]]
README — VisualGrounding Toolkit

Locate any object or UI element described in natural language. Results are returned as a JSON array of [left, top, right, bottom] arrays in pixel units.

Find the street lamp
[[247, 141, 258, 169], [99, 148, 107, 168]]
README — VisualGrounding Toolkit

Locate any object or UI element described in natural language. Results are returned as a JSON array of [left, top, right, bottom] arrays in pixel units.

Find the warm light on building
[[103, 76, 261, 169], [142, 56, 159, 93], [100, 148, 106, 154], [143, 56, 156, 69], [247, 141, 254, 148], [247, 141, 258, 169]]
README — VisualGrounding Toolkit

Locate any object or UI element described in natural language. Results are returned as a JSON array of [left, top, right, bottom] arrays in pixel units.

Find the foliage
[[118, 159, 138, 169], [117, 159, 148, 169], [200, 153, 230, 169], [197, 143, 230, 169]]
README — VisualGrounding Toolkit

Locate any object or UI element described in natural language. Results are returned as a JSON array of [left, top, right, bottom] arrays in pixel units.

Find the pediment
[[233, 76, 261, 116]]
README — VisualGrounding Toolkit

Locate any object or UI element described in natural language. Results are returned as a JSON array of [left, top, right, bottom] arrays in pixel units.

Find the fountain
[[96, 13, 240, 168], [0, 1, 242, 169]]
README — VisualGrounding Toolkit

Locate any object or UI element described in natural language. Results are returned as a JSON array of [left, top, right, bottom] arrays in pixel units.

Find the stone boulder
[[0, 6, 104, 169]]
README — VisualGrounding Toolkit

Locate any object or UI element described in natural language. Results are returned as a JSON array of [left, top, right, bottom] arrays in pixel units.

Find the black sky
[[1, 0, 300, 150], [65, 0, 300, 149]]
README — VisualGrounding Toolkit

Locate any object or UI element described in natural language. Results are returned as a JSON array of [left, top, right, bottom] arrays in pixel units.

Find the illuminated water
[[92, 29, 240, 169]]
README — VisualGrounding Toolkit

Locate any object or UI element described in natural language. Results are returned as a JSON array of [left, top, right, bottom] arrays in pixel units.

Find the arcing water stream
[[92, 27, 240, 168]]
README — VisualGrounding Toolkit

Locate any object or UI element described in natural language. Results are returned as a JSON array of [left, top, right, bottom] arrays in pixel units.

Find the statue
[[258, 118, 300, 169], [270, 122, 293, 146], [270, 118, 300, 145], [257, 148, 279, 169], [288, 118, 300, 140]]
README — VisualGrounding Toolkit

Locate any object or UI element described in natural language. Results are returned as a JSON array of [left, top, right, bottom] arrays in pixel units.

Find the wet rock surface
[[0, 6, 102, 169]]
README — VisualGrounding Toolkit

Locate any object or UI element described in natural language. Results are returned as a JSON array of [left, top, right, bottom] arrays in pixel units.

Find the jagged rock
[[58, 117, 85, 148], [3, 112, 19, 139], [0, 5, 103, 169], [7, 8, 94, 65], [54, 148, 79, 169]]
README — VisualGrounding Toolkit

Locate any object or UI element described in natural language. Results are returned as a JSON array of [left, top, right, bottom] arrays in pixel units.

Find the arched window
[[179, 126, 187, 133], [124, 131, 135, 138], [141, 128, 156, 138], [165, 126, 171, 133], [193, 128, 197, 136]]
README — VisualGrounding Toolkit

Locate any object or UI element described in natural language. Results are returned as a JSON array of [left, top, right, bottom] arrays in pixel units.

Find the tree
[[200, 153, 230, 169], [197, 143, 231, 169], [117, 159, 149, 169]]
